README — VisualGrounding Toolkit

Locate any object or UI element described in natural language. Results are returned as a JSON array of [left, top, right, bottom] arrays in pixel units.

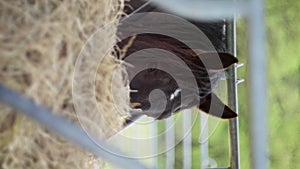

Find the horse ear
[[198, 52, 238, 70], [199, 93, 237, 119]]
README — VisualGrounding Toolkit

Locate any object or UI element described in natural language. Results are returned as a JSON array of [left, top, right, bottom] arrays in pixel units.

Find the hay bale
[[0, 0, 129, 168]]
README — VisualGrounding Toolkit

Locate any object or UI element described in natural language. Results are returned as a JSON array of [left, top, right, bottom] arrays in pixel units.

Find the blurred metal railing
[[0, 0, 268, 168], [0, 84, 151, 169], [150, 0, 268, 169], [226, 18, 241, 169]]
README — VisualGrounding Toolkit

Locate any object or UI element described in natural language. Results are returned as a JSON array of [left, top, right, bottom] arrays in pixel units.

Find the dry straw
[[0, 0, 130, 168]]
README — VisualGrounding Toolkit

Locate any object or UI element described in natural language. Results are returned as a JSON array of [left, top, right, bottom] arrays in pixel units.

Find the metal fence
[[0, 0, 268, 169], [129, 0, 268, 168]]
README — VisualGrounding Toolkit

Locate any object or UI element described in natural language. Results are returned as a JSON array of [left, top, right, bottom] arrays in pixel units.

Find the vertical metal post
[[152, 121, 158, 169], [200, 113, 209, 169], [183, 110, 192, 169], [226, 18, 240, 169], [248, 0, 269, 168], [166, 116, 175, 169]]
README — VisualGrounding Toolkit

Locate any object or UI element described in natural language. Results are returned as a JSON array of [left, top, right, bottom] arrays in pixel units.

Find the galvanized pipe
[[0, 84, 151, 169], [200, 113, 209, 169], [150, 0, 248, 20], [226, 18, 241, 169], [166, 116, 175, 169], [248, 0, 269, 168], [183, 109, 192, 169]]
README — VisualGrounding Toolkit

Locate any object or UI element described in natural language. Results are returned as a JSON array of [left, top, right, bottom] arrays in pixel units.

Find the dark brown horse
[[118, 1, 238, 125]]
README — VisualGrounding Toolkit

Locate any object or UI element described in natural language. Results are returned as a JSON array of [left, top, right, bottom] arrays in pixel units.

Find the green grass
[[265, 1, 300, 168], [236, 0, 300, 168]]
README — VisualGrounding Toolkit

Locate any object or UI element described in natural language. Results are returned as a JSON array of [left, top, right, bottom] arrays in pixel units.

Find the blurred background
[[2, 0, 298, 168], [108, 0, 300, 168], [200, 0, 300, 168], [236, 0, 300, 168]]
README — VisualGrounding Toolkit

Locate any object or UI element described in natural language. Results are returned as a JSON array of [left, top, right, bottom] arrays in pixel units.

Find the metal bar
[[150, 0, 249, 20], [248, 0, 269, 168], [152, 121, 158, 169], [0, 84, 150, 169], [226, 17, 241, 169], [200, 113, 209, 169], [166, 116, 175, 169], [183, 109, 192, 169]]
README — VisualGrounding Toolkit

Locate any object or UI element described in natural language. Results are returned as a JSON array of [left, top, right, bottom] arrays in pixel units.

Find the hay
[[0, 0, 129, 168]]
